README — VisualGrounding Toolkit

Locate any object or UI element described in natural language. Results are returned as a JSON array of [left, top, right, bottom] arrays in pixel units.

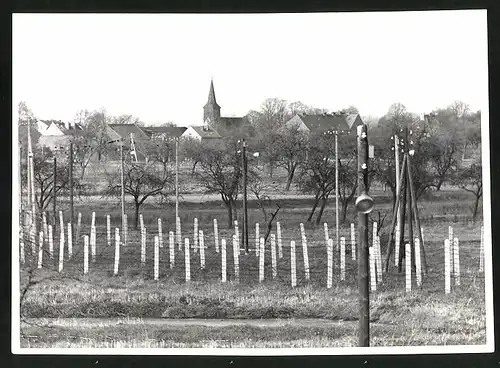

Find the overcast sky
[[12, 10, 488, 127]]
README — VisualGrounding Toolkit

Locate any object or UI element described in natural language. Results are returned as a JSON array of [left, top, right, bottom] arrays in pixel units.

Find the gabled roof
[[143, 126, 187, 138], [108, 124, 150, 141], [297, 113, 350, 133], [345, 114, 359, 129], [189, 125, 222, 139]]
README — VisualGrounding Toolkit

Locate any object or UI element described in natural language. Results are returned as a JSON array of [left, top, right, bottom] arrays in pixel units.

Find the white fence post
[[415, 238, 422, 287], [221, 238, 227, 283], [184, 238, 190, 282], [255, 223, 260, 257], [449, 226, 454, 273], [169, 231, 175, 269], [107, 214, 111, 247], [327, 238, 333, 289], [351, 223, 356, 260], [114, 228, 120, 276], [369, 247, 376, 292], [48, 225, 53, 259], [200, 230, 205, 269], [290, 240, 296, 287], [59, 211, 64, 257], [277, 222, 283, 259], [340, 236, 346, 281], [158, 218, 163, 249], [445, 239, 451, 294], [67, 223, 72, 259], [124, 214, 128, 247], [376, 235, 382, 283], [214, 218, 219, 253], [271, 233, 277, 279], [454, 237, 460, 286], [479, 225, 484, 272], [193, 217, 198, 253], [177, 217, 182, 250], [58, 227, 64, 273], [42, 212, 48, 245], [139, 213, 144, 232], [84, 235, 89, 275], [154, 235, 159, 280], [30, 225, 36, 256], [395, 223, 400, 267], [324, 222, 329, 248], [38, 231, 43, 269], [91, 224, 96, 263], [141, 227, 146, 265], [234, 220, 240, 254], [405, 243, 411, 293], [232, 235, 239, 283], [300, 223, 310, 281], [20, 225, 25, 264], [259, 237, 265, 283]]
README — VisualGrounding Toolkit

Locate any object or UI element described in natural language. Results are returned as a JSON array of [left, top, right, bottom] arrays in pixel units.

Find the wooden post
[[124, 214, 128, 247], [232, 234, 239, 283], [479, 225, 484, 272], [369, 247, 376, 292], [234, 220, 240, 255], [67, 223, 72, 259], [327, 238, 333, 288], [375, 236, 382, 283], [139, 213, 144, 233], [397, 158, 407, 273], [415, 238, 422, 287], [154, 236, 159, 280], [255, 223, 260, 257], [42, 212, 48, 245], [324, 222, 329, 248], [351, 223, 356, 260], [214, 218, 219, 253], [58, 227, 64, 273], [221, 238, 227, 283], [444, 239, 451, 294], [259, 237, 265, 282], [157, 218, 163, 249], [52, 156, 57, 231], [394, 134, 401, 237], [59, 211, 64, 256], [83, 235, 89, 275], [38, 231, 43, 269], [290, 240, 296, 287], [405, 243, 411, 293], [177, 216, 181, 250], [141, 227, 147, 265], [48, 225, 53, 259], [184, 238, 190, 282], [395, 223, 400, 267], [193, 217, 198, 253], [449, 226, 454, 274], [340, 236, 346, 281], [30, 225, 36, 256], [107, 214, 111, 247], [454, 237, 460, 286], [169, 231, 175, 269], [300, 223, 310, 281], [200, 230, 205, 269], [335, 132, 340, 253], [20, 225, 25, 264], [277, 222, 283, 259], [76, 212, 82, 247], [271, 233, 277, 279], [114, 228, 120, 276]]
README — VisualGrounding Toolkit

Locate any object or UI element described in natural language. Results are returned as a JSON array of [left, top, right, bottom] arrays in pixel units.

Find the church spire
[[203, 78, 221, 124]]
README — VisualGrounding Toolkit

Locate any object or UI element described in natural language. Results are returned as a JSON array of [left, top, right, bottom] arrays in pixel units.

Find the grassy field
[[17, 180, 487, 348]]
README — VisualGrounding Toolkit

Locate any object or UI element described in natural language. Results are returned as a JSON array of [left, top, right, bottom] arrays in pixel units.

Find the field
[[17, 168, 487, 349]]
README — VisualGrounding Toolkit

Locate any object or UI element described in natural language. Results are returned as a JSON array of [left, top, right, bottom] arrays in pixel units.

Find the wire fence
[[18, 212, 486, 293]]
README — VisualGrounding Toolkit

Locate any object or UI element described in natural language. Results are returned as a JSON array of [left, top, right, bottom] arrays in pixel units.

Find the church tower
[[203, 79, 221, 124]]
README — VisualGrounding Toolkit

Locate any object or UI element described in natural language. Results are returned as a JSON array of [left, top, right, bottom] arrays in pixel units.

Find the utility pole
[[241, 139, 249, 253], [69, 141, 74, 245], [335, 131, 339, 253], [175, 137, 179, 231], [355, 124, 374, 347], [120, 141, 125, 243], [28, 120, 36, 232], [394, 135, 400, 230], [53, 156, 57, 230]]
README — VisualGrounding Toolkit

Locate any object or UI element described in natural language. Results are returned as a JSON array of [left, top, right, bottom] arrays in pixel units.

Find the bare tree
[[249, 181, 281, 243], [453, 161, 482, 222]]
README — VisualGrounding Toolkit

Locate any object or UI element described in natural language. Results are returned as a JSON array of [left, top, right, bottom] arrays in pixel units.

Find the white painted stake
[[327, 238, 333, 289], [340, 236, 346, 281], [277, 222, 283, 259], [324, 222, 329, 247], [38, 231, 43, 269], [454, 237, 460, 286], [169, 231, 175, 269], [449, 226, 454, 272], [30, 225, 36, 256], [375, 235, 382, 283], [445, 239, 451, 294], [232, 235, 239, 282], [479, 225, 484, 272], [214, 218, 219, 253], [58, 227, 64, 273], [67, 223, 72, 259], [405, 243, 411, 293], [300, 223, 310, 281], [259, 237, 265, 282], [221, 238, 227, 283], [350, 223, 356, 260], [124, 214, 128, 247], [76, 212, 82, 245], [42, 212, 48, 244], [20, 225, 25, 264], [193, 217, 198, 253], [421, 226, 424, 250], [154, 236, 159, 280], [114, 228, 120, 276], [59, 211, 64, 258], [83, 235, 89, 275], [271, 233, 277, 279], [177, 217, 182, 250], [91, 211, 96, 228], [290, 240, 296, 287], [255, 223, 260, 257], [200, 230, 205, 269], [184, 238, 190, 282], [234, 220, 240, 254], [141, 227, 146, 265], [369, 247, 376, 292], [139, 213, 144, 232], [91, 225, 96, 262], [48, 225, 53, 259], [107, 214, 111, 247], [158, 218, 163, 249], [415, 238, 422, 287], [395, 223, 400, 267]]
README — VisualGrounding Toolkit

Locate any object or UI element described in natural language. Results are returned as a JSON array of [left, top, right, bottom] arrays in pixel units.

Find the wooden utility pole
[[394, 135, 401, 229], [241, 139, 249, 253], [120, 141, 125, 244], [335, 132, 339, 253], [175, 137, 179, 234], [27, 120, 36, 232], [53, 156, 57, 230], [355, 124, 373, 347], [69, 141, 74, 245]]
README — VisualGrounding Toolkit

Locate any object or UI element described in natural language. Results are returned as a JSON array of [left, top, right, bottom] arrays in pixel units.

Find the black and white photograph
[[11, 10, 493, 355]]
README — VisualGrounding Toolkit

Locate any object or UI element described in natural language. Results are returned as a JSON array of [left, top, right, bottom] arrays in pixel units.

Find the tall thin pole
[[335, 132, 339, 253], [242, 139, 249, 253], [175, 138, 179, 228], [69, 141, 74, 244], [28, 120, 36, 231], [357, 124, 370, 347], [394, 135, 400, 229], [53, 156, 57, 229], [120, 142, 125, 243]]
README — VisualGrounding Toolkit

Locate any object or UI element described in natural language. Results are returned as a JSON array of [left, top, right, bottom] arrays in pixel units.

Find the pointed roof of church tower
[[204, 78, 221, 109]]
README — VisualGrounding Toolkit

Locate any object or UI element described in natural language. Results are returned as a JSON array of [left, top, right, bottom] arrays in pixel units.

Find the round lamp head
[[355, 192, 374, 214]]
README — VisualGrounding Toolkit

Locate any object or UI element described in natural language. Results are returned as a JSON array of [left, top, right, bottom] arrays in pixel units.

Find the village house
[[284, 111, 364, 135], [37, 120, 88, 151]]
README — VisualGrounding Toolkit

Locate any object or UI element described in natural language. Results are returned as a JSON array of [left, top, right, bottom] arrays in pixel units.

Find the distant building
[[285, 112, 363, 135], [106, 123, 150, 161], [38, 121, 88, 151], [182, 125, 222, 142], [143, 126, 187, 141]]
